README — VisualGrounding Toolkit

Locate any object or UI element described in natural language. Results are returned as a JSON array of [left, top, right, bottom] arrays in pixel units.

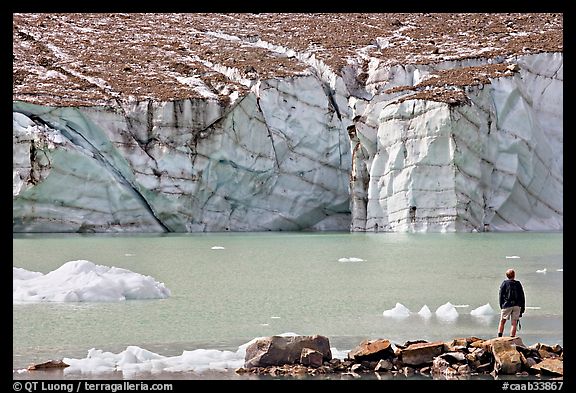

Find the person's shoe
[[497, 332, 503, 337]]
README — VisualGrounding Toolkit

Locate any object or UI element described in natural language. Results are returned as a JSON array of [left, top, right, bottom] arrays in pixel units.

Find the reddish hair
[[505, 269, 515, 279]]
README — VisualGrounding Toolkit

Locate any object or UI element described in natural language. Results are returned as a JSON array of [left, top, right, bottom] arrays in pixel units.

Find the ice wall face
[[13, 75, 352, 232], [12, 53, 562, 233], [349, 53, 563, 232]]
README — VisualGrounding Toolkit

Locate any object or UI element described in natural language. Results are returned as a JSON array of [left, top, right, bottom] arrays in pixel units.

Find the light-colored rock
[[244, 335, 332, 368], [492, 339, 523, 375]]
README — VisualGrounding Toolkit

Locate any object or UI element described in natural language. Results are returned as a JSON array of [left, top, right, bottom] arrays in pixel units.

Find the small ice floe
[[124, 253, 135, 257], [453, 304, 470, 308], [330, 348, 349, 360], [63, 344, 247, 376], [470, 303, 497, 316], [525, 306, 541, 310], [435, 302, 459, 321], [418, 305, 432, 318], [556, 269, 563, 272], [259, 323, 270, 327], [338, 257, 364, 262], [13, 260, 171, 302], [506, 256, 521, 259], [270, 316, 281, 319], [383, 303, 411, 318], [211, 246, 225, 250], [536, 268, 547, 274]]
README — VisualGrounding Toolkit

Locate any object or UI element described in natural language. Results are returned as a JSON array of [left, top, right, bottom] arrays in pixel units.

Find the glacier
[[12, 13, 562, 233], [12, 52, 562, 233], [348, 53, 563, 232], [13, 75, 352, 232]]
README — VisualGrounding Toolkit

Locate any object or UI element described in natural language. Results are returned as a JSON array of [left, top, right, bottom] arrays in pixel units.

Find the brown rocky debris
[[13, 13, 562, 107], [236, 334, 563, 379]]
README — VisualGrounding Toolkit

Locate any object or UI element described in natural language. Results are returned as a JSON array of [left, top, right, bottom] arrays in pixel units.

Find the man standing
[[497, 269, 526, 337]]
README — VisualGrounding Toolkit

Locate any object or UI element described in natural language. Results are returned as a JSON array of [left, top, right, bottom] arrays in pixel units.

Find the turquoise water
[[13, 232, 563, 378]]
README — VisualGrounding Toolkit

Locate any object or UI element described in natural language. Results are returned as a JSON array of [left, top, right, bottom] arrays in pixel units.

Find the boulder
[[347, 339, 394, 362], [491, 339, 523, 374], [244, 335, 331, 368], [374, 358, 394, 372], [401, 341, 445, 366], [530, 358, 563, 376], [439, 351, 467, 363], [27, 360, 69, 370]]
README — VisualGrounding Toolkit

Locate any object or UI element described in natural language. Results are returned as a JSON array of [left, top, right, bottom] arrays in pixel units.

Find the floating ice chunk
[[453, 304, 470, 308], [435, 302, 459, 320], [330, 347, 349, 360], [270, 316, 281, 319], [338, 257, 364, 262], [124, 253, 135, 257], [63, 344, 246, 376], [525, 306, 541, 310], [506, 256, 521, 259], [211, 246, 225, 250], [383, 302, 411, 318], [470, 303, 497, 316], [557, 269, 563, 272], [536, 268, 547, 273], [418, 305, 432, 318], [13, 260, 171, 302]]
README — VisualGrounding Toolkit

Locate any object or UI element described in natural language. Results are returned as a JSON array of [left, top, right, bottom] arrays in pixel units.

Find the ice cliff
[[348, 54, 563, 232], [13, 13, 563, 232]]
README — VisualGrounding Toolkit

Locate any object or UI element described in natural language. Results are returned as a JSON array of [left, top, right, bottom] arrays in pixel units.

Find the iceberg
[[383, 302, 411, 318], [417, 305, 433, 318], [13, 260, 171, 302], [470, 303, 497, 316], [435, 302, 459, 321], [338, 257, 364, 262]]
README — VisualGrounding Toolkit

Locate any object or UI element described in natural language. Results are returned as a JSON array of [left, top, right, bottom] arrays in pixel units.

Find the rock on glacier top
[[13, 13, 562, 107]]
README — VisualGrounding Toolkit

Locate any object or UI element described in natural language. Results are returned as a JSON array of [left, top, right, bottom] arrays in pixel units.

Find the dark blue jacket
[[499, 279, 525, 314]]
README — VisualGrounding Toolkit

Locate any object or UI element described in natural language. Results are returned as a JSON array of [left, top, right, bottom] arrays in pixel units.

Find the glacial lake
[[13, 231, 563, 380]]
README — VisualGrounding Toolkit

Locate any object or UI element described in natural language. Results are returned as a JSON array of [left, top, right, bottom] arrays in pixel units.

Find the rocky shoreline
[[24, 334, 563, 380], [236, 335, 563, 380]]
